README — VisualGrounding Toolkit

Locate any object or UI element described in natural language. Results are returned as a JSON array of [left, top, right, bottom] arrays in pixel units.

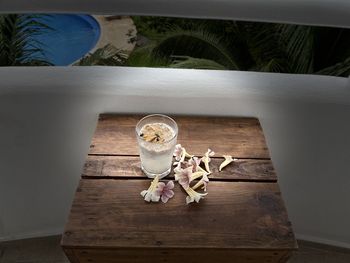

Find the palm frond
[[278, 24, 314, 73], [316, 56, 350, 76], [0, 14, 52, 66], [152, 26, 239, 70], [258, 58, 288, 73], [125, 43, 171, 67], [75, 44, 127, 66], [170, 56, 227, 70], [241, 23, 289, 72]]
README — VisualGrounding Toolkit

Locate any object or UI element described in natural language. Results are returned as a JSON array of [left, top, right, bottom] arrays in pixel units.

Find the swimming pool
[[32, 14, 101, 66]]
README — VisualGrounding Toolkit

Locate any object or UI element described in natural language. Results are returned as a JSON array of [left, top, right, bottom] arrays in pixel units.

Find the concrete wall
[[0, 67, 350, 248]]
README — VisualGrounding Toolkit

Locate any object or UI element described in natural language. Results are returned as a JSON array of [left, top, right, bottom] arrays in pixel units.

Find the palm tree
[[127, 21, 350, 77], [0, 14, 52, 66], [74, 44, 127, 66]]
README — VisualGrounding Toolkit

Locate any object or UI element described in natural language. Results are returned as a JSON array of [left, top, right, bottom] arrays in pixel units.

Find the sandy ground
[[93, 15, 137, 54]]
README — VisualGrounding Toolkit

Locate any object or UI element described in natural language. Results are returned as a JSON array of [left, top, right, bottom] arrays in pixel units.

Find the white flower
[[185, 187, 208, 204], [192, 173, 210, 192], [219, 155, 236, 171], [140, 176, 160, 202]]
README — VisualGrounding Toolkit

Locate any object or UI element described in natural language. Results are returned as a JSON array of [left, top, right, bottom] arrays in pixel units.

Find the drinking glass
[[135, 114, 178, 179]]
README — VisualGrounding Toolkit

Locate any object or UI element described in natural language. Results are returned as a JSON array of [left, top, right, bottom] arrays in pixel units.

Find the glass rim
[[135, 114, 178, 144]]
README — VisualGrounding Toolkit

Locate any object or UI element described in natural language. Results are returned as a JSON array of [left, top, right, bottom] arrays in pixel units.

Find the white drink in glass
[[136, 115, 178, 179]]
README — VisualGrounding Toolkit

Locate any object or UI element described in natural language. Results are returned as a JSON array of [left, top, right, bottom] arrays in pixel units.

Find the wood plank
[[73, 248, 293, 263], [62, 249, 80, 263], [82, 155, 277, 181], [61, 179, 296, 250], [89, 114, 270, 159]]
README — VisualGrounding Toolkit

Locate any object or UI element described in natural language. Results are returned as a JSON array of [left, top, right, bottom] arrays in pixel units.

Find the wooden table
[[61, 114, 297, 263]]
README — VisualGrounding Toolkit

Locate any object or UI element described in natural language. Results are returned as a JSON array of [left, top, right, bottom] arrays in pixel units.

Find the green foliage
[[316, 56, 350, 76], [132, 16, 195, 35], [170, 56, 227, 70], [0, 14, 52, 66], [151, 26, 239, 69], [75, 44, 127, 66], [125, 44, 171, 67], [129, 16, 350, 77]]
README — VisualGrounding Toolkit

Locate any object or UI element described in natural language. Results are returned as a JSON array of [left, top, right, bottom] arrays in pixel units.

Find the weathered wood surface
[[61, 179, 296, 250], [62, 249, 80, 263], [72, 248, 293, 263], [63, 114, 296, 263], [89, 115, 270, 159], [83, 155, 277, 181]]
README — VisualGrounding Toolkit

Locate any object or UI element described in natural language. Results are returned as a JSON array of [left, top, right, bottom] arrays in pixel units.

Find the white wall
[[0, 67, 350, 248]]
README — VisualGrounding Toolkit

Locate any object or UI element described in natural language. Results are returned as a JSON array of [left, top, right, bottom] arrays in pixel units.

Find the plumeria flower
[[201, 148, 215, 173], [140, 176, 160, 202], [185, 187, 208, 204], [174, 166, 193, 189], [156, 181, 175, 203]]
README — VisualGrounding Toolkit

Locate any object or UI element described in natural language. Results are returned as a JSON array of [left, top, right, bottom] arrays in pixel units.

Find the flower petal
[[186, 195, 194, 204], [157, 182, 165, 190], [166, 180, 175, 189], [179, 178, 189, 189], [173, 144, 183, 161], [164, 189, 174, 198], [144, 192, 152, 202], [140, 190, 148, 197], [190, 171, 206, 181], [161, 194, 169, 203], [151, 193, 160, 202], [155, 189, 163, 196]]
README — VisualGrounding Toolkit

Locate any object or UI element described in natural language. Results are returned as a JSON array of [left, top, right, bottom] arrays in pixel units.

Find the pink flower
[[173, 144, 183, 161], [176, 166, 193, 189], [156, 181, 175, 203], [188, 157, 201, 172]]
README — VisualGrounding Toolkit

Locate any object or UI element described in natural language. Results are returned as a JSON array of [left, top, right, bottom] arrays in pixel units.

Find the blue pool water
[[32, 14, 101, 66]]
